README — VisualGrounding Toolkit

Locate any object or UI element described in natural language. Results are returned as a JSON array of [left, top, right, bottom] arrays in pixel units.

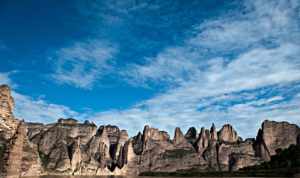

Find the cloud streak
[[0, 72, 78, 124], [106, 0, 300, 137], [13, 92, 78, 123], [52, 40, 117, 89]]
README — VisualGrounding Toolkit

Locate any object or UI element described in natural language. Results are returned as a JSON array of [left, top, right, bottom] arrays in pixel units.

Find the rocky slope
[[0, 84, 299, 177]]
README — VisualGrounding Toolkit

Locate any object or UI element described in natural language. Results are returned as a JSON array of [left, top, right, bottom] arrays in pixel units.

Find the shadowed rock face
[[185, 127, 197, 144], [0, 84, 300, 176], [195, 127, 210, 155]]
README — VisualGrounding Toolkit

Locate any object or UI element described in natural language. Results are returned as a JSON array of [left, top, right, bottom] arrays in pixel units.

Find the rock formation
[[254, 120, 300, 161], [184, 127, 197, 144], [0, 85, 17, 139], [218, 124, 239, 143], [0, 84, 299, 177], [0, 85, 42, 177], [0, 85, 14, 120]]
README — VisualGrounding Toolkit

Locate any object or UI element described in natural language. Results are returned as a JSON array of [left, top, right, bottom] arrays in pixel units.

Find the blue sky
[[0, 0, 300, 138]]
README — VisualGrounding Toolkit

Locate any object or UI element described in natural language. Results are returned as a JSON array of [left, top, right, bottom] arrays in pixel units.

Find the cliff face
[[0, 84, 300, 177], [254, 120, 300, 161], [0, 85, 42, 177]]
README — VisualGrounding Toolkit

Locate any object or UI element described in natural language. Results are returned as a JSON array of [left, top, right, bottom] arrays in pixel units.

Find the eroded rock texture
[[254, 120, 300, 161], [0, 85, 42, 177], [0, 84, 299, 177]]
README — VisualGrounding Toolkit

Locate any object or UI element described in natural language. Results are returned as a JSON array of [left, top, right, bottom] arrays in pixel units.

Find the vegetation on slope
[[240, 144, 300, 176]]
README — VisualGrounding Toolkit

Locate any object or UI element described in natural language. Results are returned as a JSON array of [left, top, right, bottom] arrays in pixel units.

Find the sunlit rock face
[[0, 85, 14, 120], [254, 120, 300, 161], [173, 127, 193, 149], [0, 85, 17, 139], [218, 124, 239, 143], [195, 127, 210, 155], [0, 85, 42, 177], [0, 84, 299, 176], [217, 138, 260, 171]]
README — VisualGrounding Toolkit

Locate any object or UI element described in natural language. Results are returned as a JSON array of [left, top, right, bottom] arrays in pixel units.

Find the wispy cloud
[[87, 83, 300, 138], [0, 72, 78, 123], [189, 0, 299, 53], [125, 0, 300, 86], [52, 40, 117, 89], [0, 72, 15, 87], [106, 0, 300, 137], [13, 92, 78, 123]]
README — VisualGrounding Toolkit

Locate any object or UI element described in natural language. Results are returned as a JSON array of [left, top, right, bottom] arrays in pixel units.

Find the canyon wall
[[0, 84, 299, 177]]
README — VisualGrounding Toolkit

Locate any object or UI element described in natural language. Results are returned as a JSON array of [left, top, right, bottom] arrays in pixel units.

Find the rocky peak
[[83, 120, 96, 126], [57, 118, 78, 125], [0, 85, 14, 119], [254, 128, 271, 161], [118, 130, 129, 145], [210, 123, 218, 141], [195, 127, 210, 153], [142, 125, 150, 142], [185, 127, 197, 144], [97, 125, 120, 145], [132, 132, 143, 155], [142, 125, 170, 142], [98, 126, 110, 146], [257, 120, 300, 157], [141, 125, 172, 154], [0, 85, 19, 140], [173, 127, 186, 145], [218, 124, 239, 143]]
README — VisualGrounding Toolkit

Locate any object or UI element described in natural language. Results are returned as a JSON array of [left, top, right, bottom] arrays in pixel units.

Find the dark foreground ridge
[[0, 84, 299, 177]]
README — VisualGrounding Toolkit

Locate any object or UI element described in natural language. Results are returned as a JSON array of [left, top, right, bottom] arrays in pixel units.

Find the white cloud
[[125, 0, 300, 84], [103, 0, 300, 137], [13, 92, 79, 123], [87, 83, 300, 137], [9, 89, 78, 127], [189, 0, 300, 51], [52, 40, 117, 89], [0, 72, 77, 123], [123, 47, 201, 86]]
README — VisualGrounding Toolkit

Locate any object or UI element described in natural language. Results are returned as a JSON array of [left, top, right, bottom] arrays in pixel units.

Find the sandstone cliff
[[0, 84, 299, 177], [0, 85, 42, 177]]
